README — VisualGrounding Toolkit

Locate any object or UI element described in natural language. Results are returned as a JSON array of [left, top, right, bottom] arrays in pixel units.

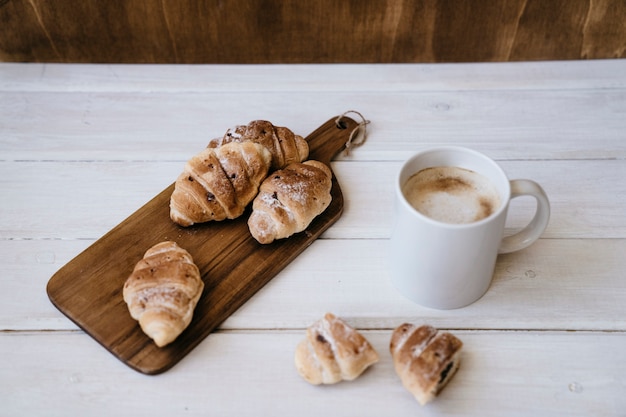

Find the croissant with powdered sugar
[[247, 160, 332, 244], [123, 241, 204, 348], [208, 120, 309, 170], [390, 323, 463, 405], [170, 141, 272, 227], [294, 313, 379, 385]]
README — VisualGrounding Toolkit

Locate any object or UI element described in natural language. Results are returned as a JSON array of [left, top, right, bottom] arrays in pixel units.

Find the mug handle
[[498, 179, 550, 254]]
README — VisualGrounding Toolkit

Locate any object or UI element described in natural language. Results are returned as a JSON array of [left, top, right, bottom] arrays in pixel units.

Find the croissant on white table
[[170, 141, 272, 226], [247, 160, 332, 244], [390, 323, 463, 405], [294, 313, 379, 385], [123, 241, 204, 347]]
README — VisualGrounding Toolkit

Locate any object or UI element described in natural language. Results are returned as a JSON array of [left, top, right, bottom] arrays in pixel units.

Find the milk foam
[[402, 166, 501, 224]]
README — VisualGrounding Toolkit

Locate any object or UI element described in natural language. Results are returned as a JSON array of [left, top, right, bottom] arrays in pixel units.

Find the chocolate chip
[[439, 362, 454, 384]]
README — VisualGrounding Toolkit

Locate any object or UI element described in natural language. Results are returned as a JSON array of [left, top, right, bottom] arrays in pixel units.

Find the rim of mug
[[396, 146, 511, 228]]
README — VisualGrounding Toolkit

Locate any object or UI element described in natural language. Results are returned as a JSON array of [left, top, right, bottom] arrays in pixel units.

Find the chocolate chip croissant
[[208, 120, 309, 170], [294, 313, 379, 385], [247, 160, 332, 244], [170, 141, 272, 226], [123, 241, 204, 347], [390, 324, 463, 405]]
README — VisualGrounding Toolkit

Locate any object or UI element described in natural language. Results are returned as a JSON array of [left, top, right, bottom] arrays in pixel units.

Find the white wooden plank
[[0, 239, 92, 330], [2, 89, 625, 161], [225, 238, 626, 332], [1, 60, 625, 93], [1, 160, 624, 240], [2, 238, 624, 332], [1, 330, 624, 417], [2, 60, 625, 417]]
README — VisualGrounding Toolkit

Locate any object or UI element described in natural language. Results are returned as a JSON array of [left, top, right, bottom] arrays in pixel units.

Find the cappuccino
[[402, 166, 501, 224]]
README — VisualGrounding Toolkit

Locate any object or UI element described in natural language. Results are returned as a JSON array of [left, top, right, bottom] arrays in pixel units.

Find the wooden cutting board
[[47, 116, 360, 375]]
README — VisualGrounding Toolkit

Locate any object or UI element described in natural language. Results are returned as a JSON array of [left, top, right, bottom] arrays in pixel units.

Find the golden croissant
[[123, 241, 204, 347], [247, 160, 332, 244], [170, 141, 272, 226], [294, 313, 379, 385], [390, 324, 463, 405], [208, 120, 309, 170]]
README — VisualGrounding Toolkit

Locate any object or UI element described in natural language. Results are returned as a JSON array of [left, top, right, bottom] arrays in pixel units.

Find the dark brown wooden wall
[[1, 0, 625, 63]]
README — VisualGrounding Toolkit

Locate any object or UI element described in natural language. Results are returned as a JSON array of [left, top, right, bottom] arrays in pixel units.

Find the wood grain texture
[[46, 116, 358, 374], [2, 61, 625, 415], [1, 0, 625, 63], [6, 238, 626, 332], [3, 160, 626, 240], [2, 330, 625, 416], [3, 61, 626, 93]]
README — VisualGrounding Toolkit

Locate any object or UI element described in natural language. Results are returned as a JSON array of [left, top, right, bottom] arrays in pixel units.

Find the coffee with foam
[[402, 166, 501, 224]]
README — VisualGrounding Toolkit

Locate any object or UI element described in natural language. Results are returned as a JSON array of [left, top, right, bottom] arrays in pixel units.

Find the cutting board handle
[[307, 115, 363, 165]]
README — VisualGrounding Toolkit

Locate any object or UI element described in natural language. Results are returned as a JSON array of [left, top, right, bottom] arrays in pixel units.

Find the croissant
[[294, 313, 379, 385], [390, 324, 463, 405], [123, 241, 204, 347], [247, 160, 332, 244], [208, 120, 309, 170], [170, 141, 272, 226]]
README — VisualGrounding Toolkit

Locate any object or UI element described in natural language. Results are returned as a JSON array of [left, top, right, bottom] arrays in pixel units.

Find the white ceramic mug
[[389, 147, 550, 309]]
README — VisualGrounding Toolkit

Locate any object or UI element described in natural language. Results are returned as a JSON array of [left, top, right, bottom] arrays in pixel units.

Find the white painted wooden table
[[1, 60, 625, 416]]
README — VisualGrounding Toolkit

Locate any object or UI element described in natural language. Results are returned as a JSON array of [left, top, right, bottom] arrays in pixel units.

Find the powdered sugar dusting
[[392, 325, 413, 354], [278, 180, 308, 205]]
